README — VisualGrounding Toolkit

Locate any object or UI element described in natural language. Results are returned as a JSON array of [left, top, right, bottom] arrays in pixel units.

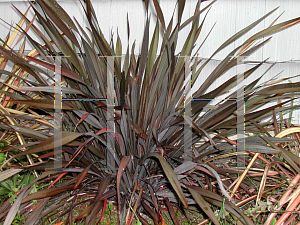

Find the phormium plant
[[0, 0, 300, 224]]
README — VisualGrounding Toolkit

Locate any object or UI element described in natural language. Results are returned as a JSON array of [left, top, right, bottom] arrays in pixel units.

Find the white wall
[[1, 0, 300, 61], [0, 0, 300, 123]]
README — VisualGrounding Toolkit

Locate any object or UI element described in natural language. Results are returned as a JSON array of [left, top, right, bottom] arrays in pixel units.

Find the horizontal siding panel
[[0, 0, 299, 61]]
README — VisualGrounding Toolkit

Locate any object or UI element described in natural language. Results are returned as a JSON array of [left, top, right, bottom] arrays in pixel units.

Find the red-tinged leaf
[[94, 176, 112, 203], [43, 0, 78, 32], [128, 187, 144, 224], [179, 0, 216, 30], [24, 198, 49, 225], [74, 17, 92, 45], [21, 185, 74, 203], [7, 99, 77, 110], [2, 4, 30, 48], [21, 161, 71, 170], [117, 156, 131, 212], [14, 26, 27, 58], [164, 198, 180, 225], [19, 86, 82, 94], [141, 201, 159, 223], [138, 17, 149, 83], [64, 130, 110, 168], [75, 113, 90, 129], [73, 165, 91, 190], [95, 127, 114, 135], [36, 0, 80, 48], [16, 15, 36, 45], [47, 172, 68, 189], [115, 133, 125, 156], [76, 204, 94, 220], [0, 46, 47, 85], [85, 0, 92, 22], [87, 145, 105, 159], [4, 188, 29, 225], [246, 17, 300, 43], [11, 4, 58, 55], [6, 141, 40, 151], [275, 191, 300, 224], [116, 32, 122, 59], [86, 201, 103, 224], [178, 0, 185, 24], [153, 0, 165, 30], [26, 56, 85, 84], [273, 109, 279, 135], [75, 178, 111, 221], [147, 153, 188, 209], [147, 20, 159, 75], [98, 199, 107, 223], [0, 70, 37, 87], [37, 151, 65, 159], [114, 105, 131, 110], [16, 131, 83, 157]]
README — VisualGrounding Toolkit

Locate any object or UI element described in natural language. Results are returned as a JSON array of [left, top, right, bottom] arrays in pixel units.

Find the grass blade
[[153, 0, 165, 30], [117, 156, 131, 212], [16, 131, 83, 157]]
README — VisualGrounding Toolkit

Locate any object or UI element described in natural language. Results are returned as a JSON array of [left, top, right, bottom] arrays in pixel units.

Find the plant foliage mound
[[1, 0, 300, 224]]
